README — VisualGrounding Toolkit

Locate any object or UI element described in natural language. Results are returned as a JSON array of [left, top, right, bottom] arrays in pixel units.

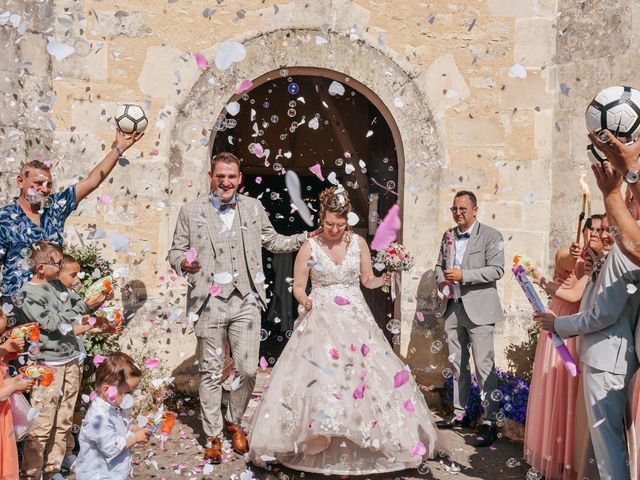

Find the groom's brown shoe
[[204, 436, 223, 464], [226, 424, 248, 454]]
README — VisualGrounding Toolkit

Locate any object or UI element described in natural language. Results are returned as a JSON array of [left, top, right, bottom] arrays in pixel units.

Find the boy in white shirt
[[75, 352, 150, 479]]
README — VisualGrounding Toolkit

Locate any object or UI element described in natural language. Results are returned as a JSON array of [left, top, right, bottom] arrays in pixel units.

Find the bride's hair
[[319, 187, 353, 239]]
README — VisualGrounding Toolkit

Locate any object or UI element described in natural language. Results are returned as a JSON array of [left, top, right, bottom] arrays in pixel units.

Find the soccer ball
[[586, 143, 606, 165], [115, 104, 148, 134], [585, 86, 640, 143]]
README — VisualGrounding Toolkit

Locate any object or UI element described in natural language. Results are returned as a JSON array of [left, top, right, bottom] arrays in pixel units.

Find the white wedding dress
[[247, 235, 438, 475]]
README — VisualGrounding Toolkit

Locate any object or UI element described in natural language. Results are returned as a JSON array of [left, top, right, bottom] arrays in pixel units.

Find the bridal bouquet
[[374, 242, 414, 294]]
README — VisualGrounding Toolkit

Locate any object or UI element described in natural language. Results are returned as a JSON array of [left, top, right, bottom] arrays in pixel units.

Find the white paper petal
[[285, 171, 313, 226], [328, 81, 345, 96], [214, 40, 246, 70], [213, 272, 233, 284]]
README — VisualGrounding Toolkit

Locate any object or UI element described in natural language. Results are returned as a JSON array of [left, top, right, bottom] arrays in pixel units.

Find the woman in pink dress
[[524, 215, 611, 480]]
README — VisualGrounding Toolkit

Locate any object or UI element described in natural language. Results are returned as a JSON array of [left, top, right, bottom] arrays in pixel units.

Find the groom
[[435, 190, 505, 447], [168, 152, 309, 463]]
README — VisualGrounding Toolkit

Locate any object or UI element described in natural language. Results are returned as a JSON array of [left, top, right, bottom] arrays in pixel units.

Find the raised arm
[[75, 130, 143, 204], [292, 241, 312, 311], [358, 236, 385, 289], [259, 204, 306, 253]]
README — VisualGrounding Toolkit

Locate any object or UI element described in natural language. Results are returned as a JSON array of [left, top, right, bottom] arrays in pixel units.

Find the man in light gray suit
[[435, 190, 505, 447], [168, 152, 308, 463], [535, 180, 640, 480]]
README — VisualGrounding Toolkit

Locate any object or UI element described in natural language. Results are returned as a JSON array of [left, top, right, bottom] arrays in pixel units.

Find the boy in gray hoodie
[[19, 241, 107, 480]]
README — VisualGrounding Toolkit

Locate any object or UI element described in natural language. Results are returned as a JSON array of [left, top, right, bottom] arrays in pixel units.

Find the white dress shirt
[[75, 396, 134, 480], [211, 194, 237, 230], [451, 221, 476, 298]]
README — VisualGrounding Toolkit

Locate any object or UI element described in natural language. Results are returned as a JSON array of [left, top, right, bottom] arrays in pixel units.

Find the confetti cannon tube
[[443, 230, 457, 299], [512, 265, 580, 377]]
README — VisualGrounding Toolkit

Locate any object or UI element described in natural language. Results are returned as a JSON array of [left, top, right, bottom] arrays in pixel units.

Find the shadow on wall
[[121, 279, 148, 325], [404, 269, 449, 410]]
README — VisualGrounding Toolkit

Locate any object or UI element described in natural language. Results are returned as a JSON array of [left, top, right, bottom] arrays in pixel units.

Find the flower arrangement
[[443, 368, 530, 425], [373, 242, 414, 293]]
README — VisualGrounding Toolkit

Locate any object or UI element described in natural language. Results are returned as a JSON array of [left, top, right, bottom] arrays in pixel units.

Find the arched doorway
[[209, 68, 401, 363]]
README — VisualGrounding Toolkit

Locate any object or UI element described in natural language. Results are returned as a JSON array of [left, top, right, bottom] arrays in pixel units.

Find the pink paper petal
[[99, 194, 111, 205], [394, 369, 410, 388], [350, 344, 357, 352], [209, 284, 221, 297], [255, 176, 262, 184], [107, 385, 118, 402], [87, 317, 97, 326], [194, 52, 209, 70], [361, 344, 370, 357], [371, 204, 401, 251], [308, 163, 325, 181], [403, 399, 415, 413], [236, 79, 253, 94], [411, 441, 426, 457], [259, 356, 268, 369], [93, 354, 106, 368], [334, 296, 350, 305], [416, 312, 424, 322], [253, 143, 264, 158], [145, 358, 161, 370], [353, 381, 367, 399], [185, 247, 198, 265], [89, 391, 97, 401], [332, 392, 342, 400], [329, 348, 340, 360]]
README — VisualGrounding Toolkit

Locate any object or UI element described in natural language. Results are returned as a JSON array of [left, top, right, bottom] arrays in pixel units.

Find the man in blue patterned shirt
[[0, 129, 143, 322]]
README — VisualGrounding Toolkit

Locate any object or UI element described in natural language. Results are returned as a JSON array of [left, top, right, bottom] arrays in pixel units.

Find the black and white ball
[[585, 86, 640, 143], [586, 143, 606, 165], [115, 104, 148, 134]]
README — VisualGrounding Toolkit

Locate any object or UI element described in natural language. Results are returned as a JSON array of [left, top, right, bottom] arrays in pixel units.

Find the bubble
[[271, 115, 279, 123], [288, 217, 295, 222], [258, 129, 264, 136], [286, 330, 293, 338], [290, 121, 298, 129], [386, 180, 396, 190], [526, 468, 543, 480], [260, 329, 269, 341], [268, 357, 276, 364], [392, 335, 401, 345], [496, 411, 506, 421], [71, 424, 80, 433], [287, 108, 296, 117], [506, 458, 519, 468], [249, 99, 255, 105], [353, 400, 361, 409], [490, 389, 504, 402], [188, 409, 195, 416], [263, 101, 270, 108], [335, 158, 344, 166], [417, 463, 430, 475], [226, 118, 237, 128], [279, 134, 287, 140], [276, 335, 283, 342], [19, 247, 31, 258], [441, 368, 453, 379], [368, 212, 379, 222], [279, 68, 288, 76], [503, 403, 512, 412], [241, 93, 249, 101], [610, 225, 620, 236], [382, 157, 389, 163], [481, 399, 489, 407], [430, 340, 443, 353], [273, 163, 283, 172], [386, 319, 401, 334], [288, 83, 300, 95]]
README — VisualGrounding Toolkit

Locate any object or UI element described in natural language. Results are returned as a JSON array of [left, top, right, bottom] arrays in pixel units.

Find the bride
[[247, 187, 438, 475]]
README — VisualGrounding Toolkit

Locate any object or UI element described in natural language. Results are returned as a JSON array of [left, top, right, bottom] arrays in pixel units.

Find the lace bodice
[[309, 235, 361, 289]]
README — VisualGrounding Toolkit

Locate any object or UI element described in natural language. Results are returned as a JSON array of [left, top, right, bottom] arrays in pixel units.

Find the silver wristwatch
[[624, 169, 640, 184]]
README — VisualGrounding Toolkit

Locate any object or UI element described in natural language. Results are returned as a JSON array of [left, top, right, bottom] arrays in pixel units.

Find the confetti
[[352, 381, 366, 399], [394, 369, 410, 388], [107, 385, 118, 402], [328, 81, 345, 96], [208, 284, 221, 296], [308, 163, 325, 181], [93, 354, 106, 367], [213, 272, 233, 284], [226, 101, 240, 116], [185, 247, 198, 265], [371, 204, 401, 251], [259, 356, 268, 369], [334, 296, 350, 305], [285, 170, 313, 226], [194, 52, 209, 70], [329, 348, 340, 360], [214, 40, 246, 70], [411, 441, 427, 457], [403, 399, 415, 412], [508, 63, 527, 79], [47, 38, 75, 61], [627, 284, 637, 294], [361, 344, 370, 357], [145, 358, 161, 369], [236, 79, 253, 94]]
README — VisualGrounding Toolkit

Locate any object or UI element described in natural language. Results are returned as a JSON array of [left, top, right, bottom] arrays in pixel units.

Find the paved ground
[[67, 410, 533, 479]]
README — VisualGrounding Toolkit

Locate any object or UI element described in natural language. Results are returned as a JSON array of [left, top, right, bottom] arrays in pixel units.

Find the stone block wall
[[1, 0, 632, 389]]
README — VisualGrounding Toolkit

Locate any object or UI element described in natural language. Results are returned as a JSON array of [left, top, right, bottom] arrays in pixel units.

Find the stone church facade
[[1, 0, 638, 389]]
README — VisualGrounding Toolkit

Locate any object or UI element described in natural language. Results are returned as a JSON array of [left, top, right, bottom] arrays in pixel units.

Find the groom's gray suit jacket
[[555, 243, 640, 375]]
